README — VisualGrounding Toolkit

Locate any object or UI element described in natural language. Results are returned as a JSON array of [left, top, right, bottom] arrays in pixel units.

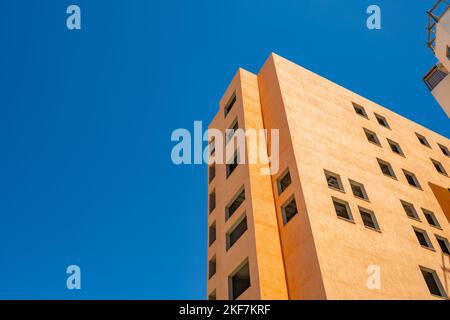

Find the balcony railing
[[427, 0, 450, 52]]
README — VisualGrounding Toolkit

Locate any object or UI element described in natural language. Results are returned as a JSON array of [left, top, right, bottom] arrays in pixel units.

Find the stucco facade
[[207, 53, 450, 300]]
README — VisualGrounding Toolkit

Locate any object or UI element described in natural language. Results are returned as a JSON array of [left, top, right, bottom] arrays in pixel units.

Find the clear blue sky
[[0, 0, 448, 299]]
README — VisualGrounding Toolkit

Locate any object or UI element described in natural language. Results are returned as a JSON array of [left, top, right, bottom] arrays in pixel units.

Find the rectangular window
[[413, 227, 434, 249], [387, 139, 404, 156], [277, 170, 292, 195], [226, 215, 247, 250], [229, 260, 251, 300], [377, 159, 396, 178], [226, 119, 239, 144], [324, 170, 344, 191], [353, 103, 368, 118], [364, 128, 381, 146], [438, 143, 450, 157], [226, 152, 239, 178], [226, 188, 245, 220], [208, 290, 216, 300], [208, 256, 216, 279], [375, 113, 390, 128], [436, 236, 450, 255], [420, 267, 448, 298], [209, 191, 216, 214], [209, 222, 216, 246], [209, 138, 216, 157], [349, 180, 369, 200], [447, 46, 450, 60], [422, 209, 441, 228], [401, 200, 420, 220], [224, 93, 236, 117], [431, 159, 448, 176], [209, 163, 216, 183], [281, 197, 298, 225], [416, 133, 431, 148], [359, 207, 380, 231], [403, 170, 421, 189], [332, 198, 353, 222]]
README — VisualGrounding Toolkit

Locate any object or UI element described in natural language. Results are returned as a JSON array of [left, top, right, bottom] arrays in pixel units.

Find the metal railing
[[427, 0, 450, 52]]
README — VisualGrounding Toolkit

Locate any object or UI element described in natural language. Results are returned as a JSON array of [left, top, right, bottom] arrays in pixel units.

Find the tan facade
[[207, 53, 450, 300]]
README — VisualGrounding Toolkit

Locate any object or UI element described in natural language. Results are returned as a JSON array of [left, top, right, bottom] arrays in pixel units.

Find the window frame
[[224, 92, 237, 118], [277, 169, 292, 195], [413, 227, 435, 250], [332, 197, 354, 222], [359, 207, 381, 231], [438, 143, 450, 157], [225, 187, 245, 221], [324, 170, 345, 192], [349, 180, 369, 201], [431, 158, 448, 176], [226, 213, 248, 250], [387, 139, 405, 156], [209, 190, 216, 214], [435, 235, 450, 255], [374, 113, 390, 129], [419, 266, 448, 299], [416, 133, 431, 148], [400, 200, 420, 221], [353, 103, 369, 119], [363, 128, 381, 146], [281, 196, 298, 225], [403, 170, 422, 189], [422, 209, 441, 229], [377, 158, 397, 179], [209, 221, 216, 246], [228, 259, 251, 300]]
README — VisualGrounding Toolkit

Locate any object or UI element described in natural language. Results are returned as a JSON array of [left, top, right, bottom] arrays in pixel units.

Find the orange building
[[207, 53, 450, 300]]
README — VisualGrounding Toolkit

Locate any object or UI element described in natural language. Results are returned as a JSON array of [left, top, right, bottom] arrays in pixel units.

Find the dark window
[[227, 215, 247, 250], [377, 159, 396, 178], [388, 139, 404, 156], [420, 267, 447, 298], [209, 138, 216, 157], [436, 236, 450, 255], [333, 198, 353, 221], [416, 133, 431, 147], [282, 197, 298, 225], [414, 228, 434, 249], [224, 94, 237, 117], [226, 120, 239, 143], [226, 188, 245, 220], [447, 46, 450, 60], [209, 222, 216, 246], [431, 159, 447, 176], [353, 103, 368, 118], [401, 200, 419, 220], [364, 128, 381, 146], [422, 209, 440, 228], [277, 170, 292, 195], [375, 113, 390, 128], [226, 152, 239, 178], [209, 163, 216, 183], [350, 180, 369, 200], [229, 261, 251, 300], [403, 170, 421, 188], [209, 191, 216, 213], [209, 256, 216, 279], [325, 170, 344, 191], [360, 208, 380, 230], [438, 144, 450, 156], [208, 291, 216, 300]]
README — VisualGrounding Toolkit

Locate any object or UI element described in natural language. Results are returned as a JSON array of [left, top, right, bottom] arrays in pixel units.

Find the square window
[[226, 188, 245, 220], [375, 113, 390, 128], [282, 197, 298, 225], [353, 103, 368, 118], [208, 256, 216, 279], [359, 207, 380, 231], [377, 159, 396, 178], [324, 170, 344, 191], [277, 170, 292, 195], [416, 133, 431, 148], [209, 222, 216, 246], [387, 139, 404, 156], [350, 180, 369, 200], [332, 198, 353, 221], [401, 200, 420, 220], [431, 159, 448, 176], [208, 290, 216, 300], [229, 260, 251, 300], [403, 170, 421, 188], [364, 128, 381, 146], [209, 191, 216, 214], [226, 152, 239, 178], [422, 209, 441, 228], [413, 227, 434, 249], [226, 215, 248, 250], [209, 163, 216, 183], [224, 93, 237, 117], [438, 144, 450, 157], [420, 267, 448, 298], [436, 236, 450, 255]]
